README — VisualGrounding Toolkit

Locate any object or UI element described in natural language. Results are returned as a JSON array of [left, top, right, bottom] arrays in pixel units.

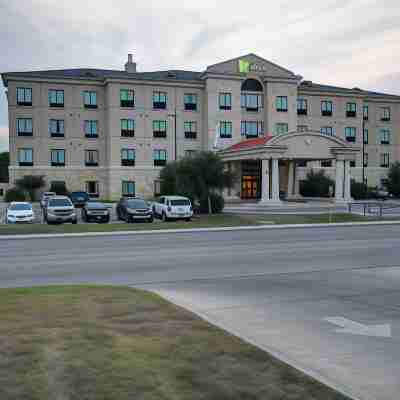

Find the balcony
[[120, 100, 134, 108], [297, 109, 307, 116], [121, 130, 134, 138], [346, 111, 356, 118], [121, 159, 135, 167], [153, 131, 167, 138], [184, 131, 197, 139], [321, 110, 332, 117]]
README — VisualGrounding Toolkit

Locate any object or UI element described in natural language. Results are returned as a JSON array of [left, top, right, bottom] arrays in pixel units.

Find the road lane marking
[[323, 317, 392, 338]]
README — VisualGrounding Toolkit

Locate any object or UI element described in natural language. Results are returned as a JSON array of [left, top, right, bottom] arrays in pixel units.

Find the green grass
[[0, 213, 393, 235], [0, 286, 350, 400]]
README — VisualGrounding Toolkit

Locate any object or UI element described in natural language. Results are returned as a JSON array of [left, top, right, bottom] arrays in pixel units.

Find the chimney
[[124, 53, 137, 73]]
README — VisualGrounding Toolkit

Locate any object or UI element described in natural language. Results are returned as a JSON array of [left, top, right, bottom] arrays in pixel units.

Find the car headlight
[[7, 214, 16, 219]]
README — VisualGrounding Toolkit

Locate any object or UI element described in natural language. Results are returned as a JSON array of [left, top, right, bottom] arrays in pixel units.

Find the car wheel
[[148, 217, 154, 223]]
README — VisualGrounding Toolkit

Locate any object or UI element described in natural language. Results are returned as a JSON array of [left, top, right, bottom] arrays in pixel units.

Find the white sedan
[[6, 202, 35, 224]]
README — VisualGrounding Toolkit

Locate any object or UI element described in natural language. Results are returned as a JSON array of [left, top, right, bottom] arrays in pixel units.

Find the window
[[86, 181, 99, 197], [346, 102, 357, 117], [84, 120, 98, 138], [120, 89, 134, 108], [85, 150, 99, 166], [83, 91, 97, 108], [154, 180, 161, 196], [350, 160, 356, 167], [153, 120, 167, 138], [363, 105, 369, 121], [321, 160, 332, 168], [49, 119, 64, 138], [153, 91, 167, 109], [184, 93, 197, 111], [17, 87, 32, 106], [380, 129, 391, 145], [51, 149, 65, 166], [241, 93, 263, 112], [18, 148, 33, 166], [17, 118, 33, 136], [363, 128, 368, 144], [381, 107, 391, 122], [364, 153, 368, 167], [219, 121, 232, 138], [380, 153, 390, 168], [297, 125, 308, 132], [121, 119, 135, 137], [154, 149, 167, 166], [345, 127, 356, 142], [241, 121, 263, 138], [48, 90, 64, 107], [297, 98, 307, 115], [321, 100, 333, 116], [121, 148, 135, 166], [275, 123, 288, 135], [184, 121, 197, 139], [122, 181, 135, 196], [320, 126, 334, 136], [219, 93, 232, 110], [276, 96, 288, 112]]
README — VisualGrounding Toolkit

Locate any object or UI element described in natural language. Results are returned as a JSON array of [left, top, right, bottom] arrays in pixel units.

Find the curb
[[1, 220, 400, 240]]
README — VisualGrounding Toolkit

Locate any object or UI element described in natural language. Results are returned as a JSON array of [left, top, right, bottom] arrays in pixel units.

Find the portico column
[[335, 159, 344, 202], [271, 158, 280, 202], [260, 159, 270, 202], [343, 160, 352, 201], [287, 160, 295, 198]]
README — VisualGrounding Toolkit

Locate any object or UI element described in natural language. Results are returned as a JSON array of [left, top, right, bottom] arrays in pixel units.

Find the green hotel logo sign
[[238, 59, 267, 74]]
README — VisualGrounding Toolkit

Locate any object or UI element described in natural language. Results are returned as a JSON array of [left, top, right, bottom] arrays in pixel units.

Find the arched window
[[241, 79, 263, 92]]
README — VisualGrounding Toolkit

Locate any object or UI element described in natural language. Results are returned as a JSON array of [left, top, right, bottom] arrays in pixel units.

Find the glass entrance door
[[242, 175, 259, 199]]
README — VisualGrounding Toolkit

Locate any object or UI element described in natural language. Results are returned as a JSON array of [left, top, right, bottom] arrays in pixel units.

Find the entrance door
[[241, 160, 261, 199]]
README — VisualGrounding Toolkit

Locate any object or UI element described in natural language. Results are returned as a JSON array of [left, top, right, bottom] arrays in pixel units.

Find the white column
[[287, 161, 295, 198], [343, 160, 352, 201], [260, 159, 270, 202], [335, 159, 344, 203], [271, 158, 281, 202]]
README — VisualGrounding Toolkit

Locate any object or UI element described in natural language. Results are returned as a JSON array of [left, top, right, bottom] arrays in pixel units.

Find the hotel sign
[[238, 59, 267, 74]]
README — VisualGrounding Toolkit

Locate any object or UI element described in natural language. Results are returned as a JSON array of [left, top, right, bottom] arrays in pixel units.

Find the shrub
[[5, 187, 26, 202], [16, 175, 45, 201], [198, 193, 225, 214], [351, 179, 370, 200], [50, 181, 69, 196], [300, 170, 334, 198], [386, 161, 400, 197]]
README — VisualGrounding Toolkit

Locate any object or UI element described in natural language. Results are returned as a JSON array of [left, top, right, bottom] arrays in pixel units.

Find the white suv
[[153, 196, 193, 222]]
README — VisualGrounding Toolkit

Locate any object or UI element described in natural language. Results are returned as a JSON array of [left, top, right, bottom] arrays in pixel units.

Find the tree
[[0, 152, 9, 183], [159, 151, 236, 214], [386, 161, 400, 197], [300, 170, 334, 198], [16, 175, 45, 201]]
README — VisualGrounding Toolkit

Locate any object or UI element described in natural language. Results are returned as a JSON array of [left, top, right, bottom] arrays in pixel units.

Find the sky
[[1, 0, 400, 152]]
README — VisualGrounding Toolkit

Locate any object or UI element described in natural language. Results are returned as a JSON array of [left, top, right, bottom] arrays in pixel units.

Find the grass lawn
[[0, 212, 392, 236], [0, 286, 349, 400]]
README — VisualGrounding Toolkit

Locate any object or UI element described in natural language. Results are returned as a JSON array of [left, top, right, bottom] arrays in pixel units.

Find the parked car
[[69, 191, 90, 207], [153, 196, 193, 222], [6, 202, 35, 224], [82, 201, 110, 223], [45, 196, 77, 224], [116, 198, 153, 223], [370, 188, 390, 200], [40, 191, 56, 209]]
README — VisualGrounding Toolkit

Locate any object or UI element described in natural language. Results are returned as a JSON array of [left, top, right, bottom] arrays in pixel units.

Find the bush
[[50, 181, 69, 196], [5, 187, 26, 202], [198, 193, 225, 214], [300, 170, 334, 197], [16, 175, 45, 201], [351, 180, 370, 200], [386, 161, 400, 197]]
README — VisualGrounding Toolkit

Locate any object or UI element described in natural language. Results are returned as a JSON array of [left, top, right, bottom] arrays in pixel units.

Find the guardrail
[[348, 201, 400, 217]]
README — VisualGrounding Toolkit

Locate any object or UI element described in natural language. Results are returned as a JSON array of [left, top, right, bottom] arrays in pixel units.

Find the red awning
[[224, 135, 273, 152]]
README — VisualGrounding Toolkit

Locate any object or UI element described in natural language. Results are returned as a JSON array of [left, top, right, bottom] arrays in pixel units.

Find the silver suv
[[45, 196, 77, 224]]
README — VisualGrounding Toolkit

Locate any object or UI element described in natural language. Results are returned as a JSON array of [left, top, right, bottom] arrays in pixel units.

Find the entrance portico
[[220, 131, 360, 204]]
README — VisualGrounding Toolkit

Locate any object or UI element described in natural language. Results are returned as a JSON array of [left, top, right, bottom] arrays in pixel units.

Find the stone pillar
[[343, 160, 352, 201], [335, 159, 344, 203], [271, 158, 281, 202], [287, 160, 295, 199], [260, 159, 270, 202]]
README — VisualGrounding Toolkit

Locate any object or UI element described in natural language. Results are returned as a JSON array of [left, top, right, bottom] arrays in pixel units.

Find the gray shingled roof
[[1, 68, 203, 86], [299, 81, 400, 99]]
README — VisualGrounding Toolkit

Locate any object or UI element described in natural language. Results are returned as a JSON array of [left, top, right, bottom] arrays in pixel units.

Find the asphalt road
[[1, 225, 400, 400]]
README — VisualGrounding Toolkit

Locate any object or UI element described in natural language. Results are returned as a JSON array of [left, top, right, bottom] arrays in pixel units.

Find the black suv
[[116, 198, 153, 223], [82, 201, 110, 223], [69, 191, 90, 207]]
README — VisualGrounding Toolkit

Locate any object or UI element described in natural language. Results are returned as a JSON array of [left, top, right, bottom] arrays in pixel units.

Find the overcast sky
[[1, 0, 400, 152]]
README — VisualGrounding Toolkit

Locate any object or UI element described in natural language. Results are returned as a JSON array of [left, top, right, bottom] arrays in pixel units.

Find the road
[[1, 225, 400, 400]]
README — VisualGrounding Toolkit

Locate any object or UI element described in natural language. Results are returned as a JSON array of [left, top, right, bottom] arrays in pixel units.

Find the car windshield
[[10, 203, 32, 211], [43, 192, 56, 198], [126, 200, 147, 209], [71, 192, 88, 198], [87, 202, 106, 209], [48, 199, 72, 207], [171, 199, 190, 206]]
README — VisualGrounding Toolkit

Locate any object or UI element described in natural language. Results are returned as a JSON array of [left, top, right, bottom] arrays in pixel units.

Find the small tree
[[386, 161, 400, 197], [16, 175, 45, 201], [300, 170, 334, 198], [50, 181, 69, 196], [351, 179, 369, 200], [0, 152, 9, 183]]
